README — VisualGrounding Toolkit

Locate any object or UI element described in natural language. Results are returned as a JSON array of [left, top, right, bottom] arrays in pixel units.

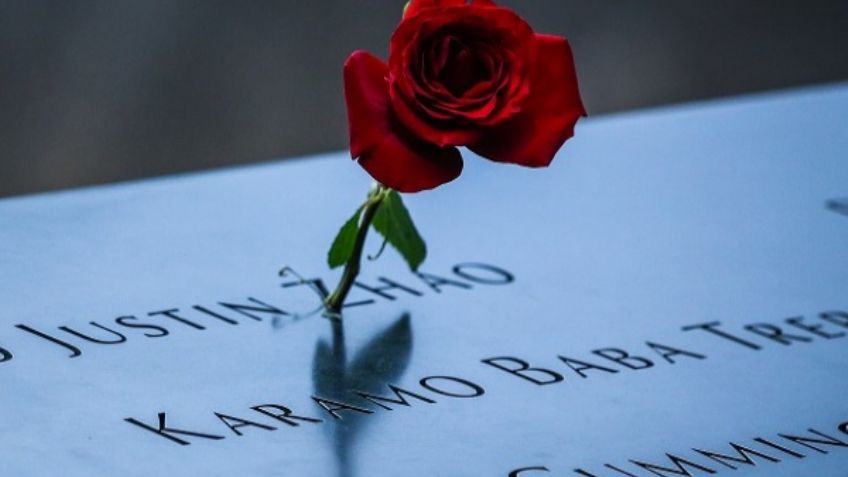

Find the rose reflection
[[312, 314, 413, 477]]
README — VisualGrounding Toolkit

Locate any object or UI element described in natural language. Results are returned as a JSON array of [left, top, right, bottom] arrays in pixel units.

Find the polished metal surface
[[0, 83, 847, 476]]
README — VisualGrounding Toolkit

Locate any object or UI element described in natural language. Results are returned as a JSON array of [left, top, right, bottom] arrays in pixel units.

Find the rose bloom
[[344, 0, 586, 193]]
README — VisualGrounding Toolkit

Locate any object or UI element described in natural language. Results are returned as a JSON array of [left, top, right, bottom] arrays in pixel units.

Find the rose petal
[[358, 128, 464, 193], [344, 50, 463, 192], [391, 92, 484, 146], [470, 34, 586, 168], [344, 51, 389, 159], [390, 5, 536, 145], [403, 0, 495, 18]]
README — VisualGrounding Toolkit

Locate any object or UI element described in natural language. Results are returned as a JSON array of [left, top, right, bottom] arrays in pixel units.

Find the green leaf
[[327, 205, 364, 269], [372, 190, 427, 271]]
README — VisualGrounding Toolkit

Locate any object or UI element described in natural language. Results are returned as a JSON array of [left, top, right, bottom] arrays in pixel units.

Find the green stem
[[324, 185, 387, 317]]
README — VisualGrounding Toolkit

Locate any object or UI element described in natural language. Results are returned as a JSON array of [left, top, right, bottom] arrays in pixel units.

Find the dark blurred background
[[1, 0, 847, 198]]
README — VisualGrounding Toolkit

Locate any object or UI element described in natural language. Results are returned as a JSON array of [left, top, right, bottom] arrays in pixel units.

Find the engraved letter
[[482, 357, 564, 386], [452, 263, 514, 285], [646, 342, 706, 363], [115, 316, 169, 338], [353, 277, 423, 300], [558, 356, 618, 378], [778, 429, 848, 454], [419, 376, 485, 398], [694, 442, 779, 469], [681, 322, 761, 350], [0, 345, 11, 363], [59, 322, 127, 344], [508, 467, 550, 476], [124, 413, 225, 446], [744, 324, 812, 345], [593, 348, 655, 370], [312, 396, 373, 419], [416, 272, 472, 293], [354, 384, 436, 410], [630, 453, 716, 476], [15, 324, 82, 358], [251, 404, 323, 426], [214, 412, 276, 436]]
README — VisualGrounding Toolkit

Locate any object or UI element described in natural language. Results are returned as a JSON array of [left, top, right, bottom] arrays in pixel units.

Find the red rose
[[344, 0, 586, 193]]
